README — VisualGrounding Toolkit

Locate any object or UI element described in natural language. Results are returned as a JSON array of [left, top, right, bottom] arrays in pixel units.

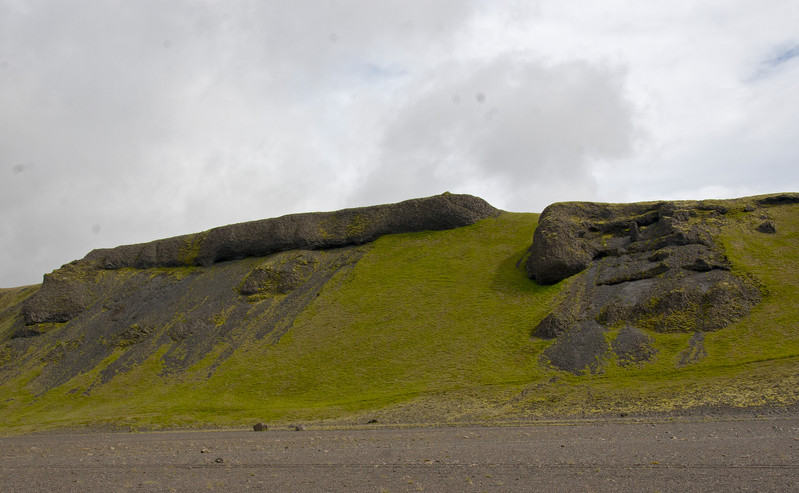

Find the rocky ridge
[[22, 193, 499, 326], [526, 193, 799, 374], [10, 193, 499, 393]]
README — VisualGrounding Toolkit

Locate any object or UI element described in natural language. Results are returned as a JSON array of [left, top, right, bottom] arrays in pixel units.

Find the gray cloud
[[354, 56, 636, 210]]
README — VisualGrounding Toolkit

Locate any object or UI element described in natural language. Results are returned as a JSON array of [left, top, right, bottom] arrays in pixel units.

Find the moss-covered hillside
[[0, 195, 797, 433]]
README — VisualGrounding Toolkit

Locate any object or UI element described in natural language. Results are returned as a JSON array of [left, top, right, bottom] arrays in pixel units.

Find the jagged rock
[[21, 263, 96, 324], [529, 196, 769, 373], [757, 221, 777, 234]]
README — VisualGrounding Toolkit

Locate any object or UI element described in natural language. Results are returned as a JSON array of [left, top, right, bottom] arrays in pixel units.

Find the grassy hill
[[1, 199, 797, 433]]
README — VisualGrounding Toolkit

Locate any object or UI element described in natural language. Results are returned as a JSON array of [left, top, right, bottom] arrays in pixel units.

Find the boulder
[[542, 320, 608, 374], [611, 326, 657, 366], [756, 221, 777, 234]]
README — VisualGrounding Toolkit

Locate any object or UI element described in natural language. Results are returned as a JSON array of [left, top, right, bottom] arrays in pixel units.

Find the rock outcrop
[[526, 194, 797, 374], [13, 193, 499, 393], [81, 193, 499, 270], [22, 193, 499, 326]]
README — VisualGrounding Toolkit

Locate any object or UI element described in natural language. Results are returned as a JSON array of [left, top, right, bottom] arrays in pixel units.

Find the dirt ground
[[1, 417, 797, 492]]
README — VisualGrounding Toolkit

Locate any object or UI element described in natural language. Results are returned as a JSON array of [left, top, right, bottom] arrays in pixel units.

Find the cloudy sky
[[2, 1, 798, 287]]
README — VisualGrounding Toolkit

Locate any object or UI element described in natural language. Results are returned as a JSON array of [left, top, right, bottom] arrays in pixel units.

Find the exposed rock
[[115, 324, 154, 349], [83, 193, 499, 270], [612, 326, 657, 366], [756, 193, 799, 207], [534, 311, 576, 339], [542, 320, 608, 375], [528, 196, 769, 373], [21, 194, 498, 328], [678, 332, 707, 366], [757, 221, 777, 234], [253, 422, 268, 431], [238, 251, 320, 295], [21, 263, 96, 324]]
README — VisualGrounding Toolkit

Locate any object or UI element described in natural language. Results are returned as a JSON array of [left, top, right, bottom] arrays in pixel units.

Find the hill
[[1, 193, 798, 433]]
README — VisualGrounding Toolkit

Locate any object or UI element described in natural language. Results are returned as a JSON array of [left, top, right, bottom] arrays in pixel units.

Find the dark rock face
[[21, 263, 95, 324], [757, 221, 777, 234], [526, 195, 788, 374], [82, 193, 499, 270]]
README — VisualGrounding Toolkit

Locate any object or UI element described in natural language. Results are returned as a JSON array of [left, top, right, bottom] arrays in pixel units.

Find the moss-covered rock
[[82, 193, 499, 270], [527, 194, 798, 373]]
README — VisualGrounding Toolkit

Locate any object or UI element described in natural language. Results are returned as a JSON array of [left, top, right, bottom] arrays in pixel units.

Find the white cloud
[[353, 55, 637, 211]]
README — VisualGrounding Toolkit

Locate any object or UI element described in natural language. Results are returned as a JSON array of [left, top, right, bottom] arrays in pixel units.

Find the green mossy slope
[[0, 202, 797, 433]]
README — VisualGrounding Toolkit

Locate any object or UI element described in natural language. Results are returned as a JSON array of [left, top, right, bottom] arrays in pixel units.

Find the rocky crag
[[9, 193, 499, 393], [526, 193, 799, 374]]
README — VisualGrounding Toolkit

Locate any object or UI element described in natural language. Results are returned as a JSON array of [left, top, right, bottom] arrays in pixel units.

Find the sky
[[2, 0, 798, 287]]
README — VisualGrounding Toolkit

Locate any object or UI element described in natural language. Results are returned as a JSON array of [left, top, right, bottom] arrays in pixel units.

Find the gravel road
[[1, 417, 797, 492]]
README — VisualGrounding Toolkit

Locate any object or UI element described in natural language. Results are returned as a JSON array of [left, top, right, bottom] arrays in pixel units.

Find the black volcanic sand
[[1, 418, 798, 492]]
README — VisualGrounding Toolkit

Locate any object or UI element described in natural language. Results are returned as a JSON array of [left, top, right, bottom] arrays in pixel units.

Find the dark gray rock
[[534, 312, 576, 339], [756, 221, 777, 234], [253, 422, 267, 431], [21, 264, 96, 324], [629, 221, 640, 242], [83, 193, 499, 270], [529, 196, 768, 373], [756, 193, 799, 207], [678, 332, 707, 366], [542, 320, 608, 374], [612, 326, 657, 366]]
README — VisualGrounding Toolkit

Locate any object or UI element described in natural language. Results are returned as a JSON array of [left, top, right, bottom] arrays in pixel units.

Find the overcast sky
[[2, 1, 798, 287]]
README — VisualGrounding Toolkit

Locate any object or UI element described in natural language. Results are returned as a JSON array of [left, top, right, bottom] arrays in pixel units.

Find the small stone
[[200, 448, 210, 454], [629, 221, 640, 242], [214, 457, 224, 463], [294, 424, 306, 431], [253, 422, 267, 432], [756, 221, 777, 234]]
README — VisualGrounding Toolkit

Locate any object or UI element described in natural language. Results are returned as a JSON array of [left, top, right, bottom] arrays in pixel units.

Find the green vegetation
[[0, 204, 797, 433]]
